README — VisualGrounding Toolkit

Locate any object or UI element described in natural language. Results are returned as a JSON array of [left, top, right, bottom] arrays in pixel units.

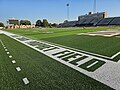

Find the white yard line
[[9, 55, 13, 58], [23, 78, 29, 85], [12, 60, 16, 64], [23, 39, 36, 43], [16, 67, 21, 72], [67, 55, 83, 62], [87, 61, 99, 68], [33, 45, 39, 48], [61, 53, 76, 59], [5, 49, 8, 51], [76, 57, 93, 66], [42, 46, 55, 51], [0, 36, 30, 85], [0, 39, 5, 47], [7, 52, 10, 54], [111, 52, 120, 59]]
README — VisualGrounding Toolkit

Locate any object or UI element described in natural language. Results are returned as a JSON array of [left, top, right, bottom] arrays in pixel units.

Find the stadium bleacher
[[96, 17, 114, 26], [81, 18, 94, 25], [60, 12, 120, 27], [89, 18, 102, 25], [109, 17, 120, 25], [76, 19, 86, 26], [61, 21, 78, 27]]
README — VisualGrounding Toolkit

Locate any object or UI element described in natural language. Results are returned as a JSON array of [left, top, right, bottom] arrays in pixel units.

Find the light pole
[[93, 0, 96, 13], [67, 3, 69, 20]]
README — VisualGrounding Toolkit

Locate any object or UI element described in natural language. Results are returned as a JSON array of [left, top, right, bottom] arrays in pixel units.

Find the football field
[[1, 34, 111, 90], [1, 27, 120, 90]]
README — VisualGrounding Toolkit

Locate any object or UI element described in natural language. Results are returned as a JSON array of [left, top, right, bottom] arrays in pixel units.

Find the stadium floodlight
[[93, 0, 96, 13], [66, 3, 70, 20]]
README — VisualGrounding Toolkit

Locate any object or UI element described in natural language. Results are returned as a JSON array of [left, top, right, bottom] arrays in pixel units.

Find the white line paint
[[87, 61, 99, 68], [0, 39, 5, 47], [16, 67, 21, 71], [5, 49, 8, 51], [34, 45, 39, 48], [61, 53, 75, 59], [76, 57, 93, 66], [7, 52, 10, 54], [23, 78, 29, 85], [12, 60, 16, 64], [40, 39, 111, 59], [111, 52, 120, 59], [68, 55, 83, 62], [23, 39, 36, 43], [54, 51, 71, 57], [9, 55, 12, 58]]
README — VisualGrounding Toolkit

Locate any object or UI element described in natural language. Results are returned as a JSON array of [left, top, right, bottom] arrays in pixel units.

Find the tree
[[64, 20, 68, 23], [51, 23, 58, 27], [49, 23, 52, 28], [0, 22, 4, 27], [42, 19, 49, 27], [20, 20, 31, 25], [35, 20, 42, 27]]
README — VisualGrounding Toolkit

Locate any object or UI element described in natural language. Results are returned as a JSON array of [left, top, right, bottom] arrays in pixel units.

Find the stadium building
[[61, 12, 120, 27]]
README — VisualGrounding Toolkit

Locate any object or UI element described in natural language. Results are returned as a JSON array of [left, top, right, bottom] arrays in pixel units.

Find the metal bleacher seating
[[60, 16, 120, 27], [96, 17, 114, 26], [89, 18, 102, 25], [62, 21, 78, 27], [81, 18, 94, 25], [76, 19, 86, 26], [109, 17, 120, 25]]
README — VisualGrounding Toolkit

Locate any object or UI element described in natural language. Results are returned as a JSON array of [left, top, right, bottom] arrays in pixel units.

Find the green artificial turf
[[0, 34, 113, 90], [4, 27, 120, 61], [4, 27, 110, 39], [42, 34, 120, 60]]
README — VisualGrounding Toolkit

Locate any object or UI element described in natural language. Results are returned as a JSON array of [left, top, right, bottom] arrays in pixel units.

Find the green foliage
[[51, 23, 58, 27], [0, 22, 4, 27], [64, 20, 68, 23], [20, 20, 31, 25], [42, 19, 49, 27], [35, 20, 42, 27]]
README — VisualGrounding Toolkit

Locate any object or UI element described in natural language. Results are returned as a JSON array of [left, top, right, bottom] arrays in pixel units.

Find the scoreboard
[[8, 19, 19, 25]]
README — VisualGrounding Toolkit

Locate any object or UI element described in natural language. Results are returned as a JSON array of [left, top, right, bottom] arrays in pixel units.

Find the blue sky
[[0, 0, 120, 25]]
